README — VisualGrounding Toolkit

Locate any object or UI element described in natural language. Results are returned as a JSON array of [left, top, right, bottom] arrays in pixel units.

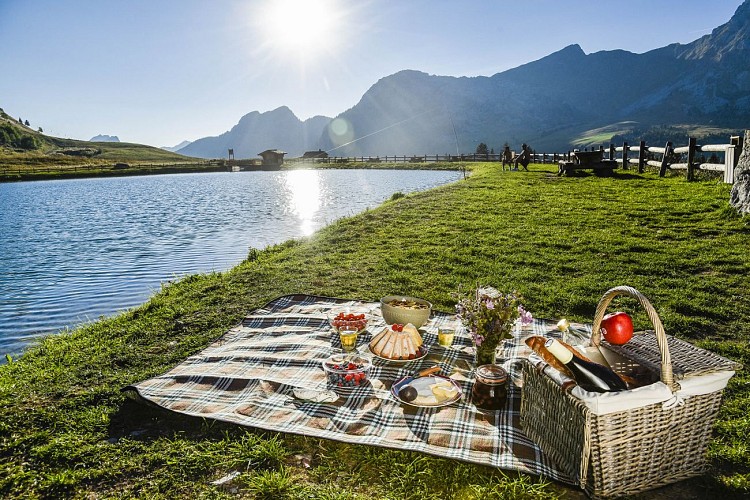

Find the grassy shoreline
[[0, 160, 466, 183], [1, 163, 748, 498]]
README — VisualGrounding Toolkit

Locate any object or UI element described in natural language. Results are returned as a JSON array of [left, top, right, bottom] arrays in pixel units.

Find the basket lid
[[604, 331, 741, 380]]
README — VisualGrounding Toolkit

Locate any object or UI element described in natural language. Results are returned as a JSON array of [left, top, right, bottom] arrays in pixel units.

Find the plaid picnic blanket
[[125, 294, 573, 483]]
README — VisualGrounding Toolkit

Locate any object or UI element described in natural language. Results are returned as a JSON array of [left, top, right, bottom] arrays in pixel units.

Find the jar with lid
[[471, 364, 508, 411]]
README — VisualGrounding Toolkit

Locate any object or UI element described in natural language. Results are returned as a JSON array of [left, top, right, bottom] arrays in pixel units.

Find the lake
[[0, 169, 462, 357]]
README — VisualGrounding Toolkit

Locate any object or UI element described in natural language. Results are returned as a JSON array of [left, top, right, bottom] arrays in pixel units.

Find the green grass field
[[0, 163, 748, 499]]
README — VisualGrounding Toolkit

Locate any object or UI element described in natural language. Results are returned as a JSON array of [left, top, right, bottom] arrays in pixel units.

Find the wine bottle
[[544, 338, 628, 393]]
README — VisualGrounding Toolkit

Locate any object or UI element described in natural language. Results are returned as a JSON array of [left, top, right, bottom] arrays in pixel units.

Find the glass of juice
[[437, 327, 455, 348], [339, 327, 359, 352]]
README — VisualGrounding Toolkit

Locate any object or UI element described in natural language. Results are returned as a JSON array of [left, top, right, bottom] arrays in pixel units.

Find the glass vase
[[474, 344, 498, 367]]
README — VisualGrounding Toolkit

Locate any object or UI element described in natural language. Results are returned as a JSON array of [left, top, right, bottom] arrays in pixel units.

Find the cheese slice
[[429, 379, 457, 402], [412, 395, 434, 406], [431, 384, 458, 402]]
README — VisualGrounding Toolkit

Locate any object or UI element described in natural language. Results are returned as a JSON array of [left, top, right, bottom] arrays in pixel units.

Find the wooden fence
[[527, 134, 743, 183], [5, 134, 743, 183], [597, 135, 743, 183]]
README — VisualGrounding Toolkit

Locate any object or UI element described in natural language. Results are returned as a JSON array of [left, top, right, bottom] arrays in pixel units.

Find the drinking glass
[[438, 327, 455, 348], [339, 327, 359, 352]]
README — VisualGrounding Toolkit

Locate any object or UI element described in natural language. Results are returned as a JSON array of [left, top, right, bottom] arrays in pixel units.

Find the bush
[[19, 136, 37, 150], [0, 123, 39, 150]]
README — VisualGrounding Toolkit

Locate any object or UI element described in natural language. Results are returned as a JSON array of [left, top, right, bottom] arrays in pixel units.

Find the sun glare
[[258, 0, 341, 59]]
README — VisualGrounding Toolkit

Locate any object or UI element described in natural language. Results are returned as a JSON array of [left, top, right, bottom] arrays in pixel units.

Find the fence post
[[622, 142, 628, 170], [608, 143, 615, 161], [725, 145, 736, 184], [686, 137, 696, 181], [659, 141, 672, 177], [638, 141, 646, 173]]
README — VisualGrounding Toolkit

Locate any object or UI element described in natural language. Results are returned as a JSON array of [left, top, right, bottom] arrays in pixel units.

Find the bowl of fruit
[[322, 354, 371, 390], [328, 308, 369, 333]]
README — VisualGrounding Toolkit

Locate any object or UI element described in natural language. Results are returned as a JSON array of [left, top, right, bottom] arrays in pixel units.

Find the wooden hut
[[302, 149, 329, 159], [258, 149, 286, 166]]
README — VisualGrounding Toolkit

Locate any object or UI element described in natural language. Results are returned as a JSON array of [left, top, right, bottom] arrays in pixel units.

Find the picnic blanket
[[124, 294, 573, 483]]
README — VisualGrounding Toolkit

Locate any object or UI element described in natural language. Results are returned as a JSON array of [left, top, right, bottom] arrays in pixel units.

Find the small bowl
[[328, 307, 369, 333], [380, 295, 432, 328], [322, 354, 371, 389]]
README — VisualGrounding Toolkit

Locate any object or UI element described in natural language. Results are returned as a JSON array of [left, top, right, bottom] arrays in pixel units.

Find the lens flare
[[328, 117, 354, 147]]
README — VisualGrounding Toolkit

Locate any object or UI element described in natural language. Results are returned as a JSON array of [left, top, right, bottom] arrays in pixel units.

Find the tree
[[38, 127, 43, 133], [476, 142, 488, 155]]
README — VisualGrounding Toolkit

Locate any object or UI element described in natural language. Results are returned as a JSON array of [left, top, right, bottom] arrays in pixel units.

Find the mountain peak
[[678, 0, 750, 61], [90, 134, 119, 142]]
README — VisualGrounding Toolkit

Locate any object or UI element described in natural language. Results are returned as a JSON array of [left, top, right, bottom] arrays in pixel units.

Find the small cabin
[[258, 149, 286, 166], [302, 149, 328, 159]]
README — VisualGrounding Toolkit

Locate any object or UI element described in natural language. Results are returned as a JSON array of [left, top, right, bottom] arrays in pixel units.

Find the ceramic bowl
[[379, 295, 432, 328]]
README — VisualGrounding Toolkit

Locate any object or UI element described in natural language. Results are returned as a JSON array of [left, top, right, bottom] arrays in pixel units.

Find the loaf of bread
[[525, 336, 636, 389], [524, 336, 576, 378]]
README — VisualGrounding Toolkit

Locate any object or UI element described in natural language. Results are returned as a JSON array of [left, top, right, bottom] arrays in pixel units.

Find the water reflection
[[0, 169, 463, 357], [283, 170, 321, 236]]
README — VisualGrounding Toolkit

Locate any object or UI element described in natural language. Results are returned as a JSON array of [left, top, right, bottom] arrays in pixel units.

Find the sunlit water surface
[[0, 169, 462, 357]]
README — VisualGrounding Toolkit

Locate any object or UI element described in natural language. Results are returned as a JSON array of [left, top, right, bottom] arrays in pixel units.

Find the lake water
[[0, 169, 462, 357]]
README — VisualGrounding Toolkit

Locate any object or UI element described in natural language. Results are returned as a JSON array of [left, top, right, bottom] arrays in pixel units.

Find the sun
[[257, 0, 342, 59]]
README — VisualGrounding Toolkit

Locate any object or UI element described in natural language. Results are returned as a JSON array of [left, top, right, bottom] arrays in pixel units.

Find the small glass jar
[[471, 364, 508, 411]]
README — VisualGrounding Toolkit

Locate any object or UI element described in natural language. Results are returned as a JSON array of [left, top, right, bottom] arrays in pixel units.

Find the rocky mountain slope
[[177, 106, 331, 159], [316, 0, 750, 154], [181, 1, 750, 156]]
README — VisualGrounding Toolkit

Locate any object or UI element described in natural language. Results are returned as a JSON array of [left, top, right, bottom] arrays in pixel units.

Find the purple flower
[[471, 332, 485, 346], [518, 305, 533, 325], [485, 299, 495, 310]]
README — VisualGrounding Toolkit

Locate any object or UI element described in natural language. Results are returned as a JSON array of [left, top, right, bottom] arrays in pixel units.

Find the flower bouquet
[[455, 286, 532, 366]]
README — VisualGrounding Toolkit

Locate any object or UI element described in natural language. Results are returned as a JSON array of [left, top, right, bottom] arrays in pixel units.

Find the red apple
[[600, 312, 633, 345]]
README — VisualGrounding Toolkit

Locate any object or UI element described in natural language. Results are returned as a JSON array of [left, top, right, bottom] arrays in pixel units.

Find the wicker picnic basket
[[520, 286, 741, 498]]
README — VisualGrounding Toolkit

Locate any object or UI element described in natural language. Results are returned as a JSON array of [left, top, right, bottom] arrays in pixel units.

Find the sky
[[0, 0, 744, 148]]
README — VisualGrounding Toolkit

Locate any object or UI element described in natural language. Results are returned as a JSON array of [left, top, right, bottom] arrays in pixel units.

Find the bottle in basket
[[544, 338, 627, 392]]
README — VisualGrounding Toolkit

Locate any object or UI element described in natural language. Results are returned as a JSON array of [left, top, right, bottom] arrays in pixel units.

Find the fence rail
[[289, 153, 567, 165], [4, 133, 745, 183], [552, 134, 744, 183]]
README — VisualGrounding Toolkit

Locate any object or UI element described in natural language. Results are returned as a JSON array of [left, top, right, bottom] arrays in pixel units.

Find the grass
[[1, 162, 749, 498]]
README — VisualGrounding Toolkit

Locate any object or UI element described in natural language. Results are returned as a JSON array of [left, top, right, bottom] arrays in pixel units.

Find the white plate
[[391, 375, 462, 407]]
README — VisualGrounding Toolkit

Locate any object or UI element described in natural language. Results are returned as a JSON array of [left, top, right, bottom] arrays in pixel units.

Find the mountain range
[[89, 134, 119, 142], [161, 140, 192, 152], [181, 0, 750, 158], [177, 108, 331, 159]]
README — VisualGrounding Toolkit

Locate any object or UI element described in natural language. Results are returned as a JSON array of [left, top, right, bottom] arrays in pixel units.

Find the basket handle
[[590, 286, 677, 391]]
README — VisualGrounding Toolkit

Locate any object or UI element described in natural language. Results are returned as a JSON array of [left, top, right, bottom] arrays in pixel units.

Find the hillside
[[0, 108, 197, 166]]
